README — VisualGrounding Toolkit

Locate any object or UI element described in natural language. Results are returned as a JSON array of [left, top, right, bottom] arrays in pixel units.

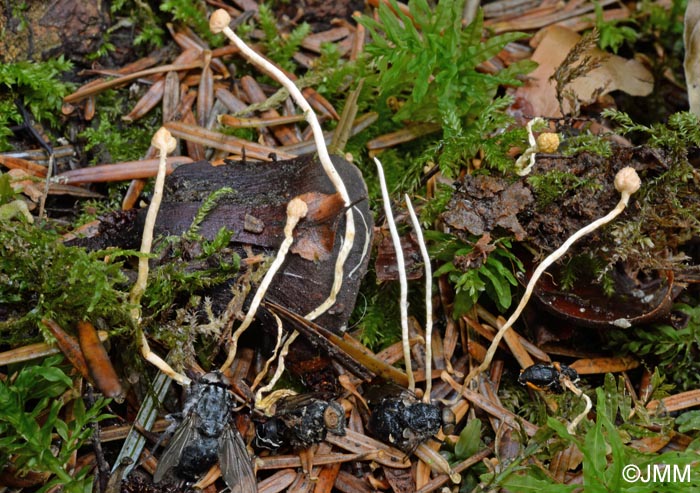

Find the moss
[[0, 57, 75, 151], [527, 170, 602, 208], [78, 90, 156, 164], [0, 221, 134, 343]]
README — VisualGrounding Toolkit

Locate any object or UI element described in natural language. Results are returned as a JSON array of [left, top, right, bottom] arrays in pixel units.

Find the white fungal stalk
[[132, 128, 191, 386], [375, 157, 415, 392], [463, 167, 641, 388], [405, 195, 433, 402], [560, 377, 592, 434], [255, 331, 299, 408], [210, 9, 356, 323], [251, 312, 284, 391], [220, 197, 308, 372]]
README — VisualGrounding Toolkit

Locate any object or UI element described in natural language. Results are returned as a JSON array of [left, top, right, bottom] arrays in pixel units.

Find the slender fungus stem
[[375, 158, 415, 392], [405, 195, 433, 402], [462, 167, 641, 389], [561, 378, 592, 434], [250, 313, 284, 391], [130, 128, 191, 386], [255, 331, 299, 408], [220, 198, 308, 372], [210, 9, 356, 323]]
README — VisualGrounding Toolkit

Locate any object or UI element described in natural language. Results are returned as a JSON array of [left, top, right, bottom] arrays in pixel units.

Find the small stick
[[38, 153, 54, 219], [375, 157, 414, 392], [460, 168, 641, 392], [405, 195, 433, 402]]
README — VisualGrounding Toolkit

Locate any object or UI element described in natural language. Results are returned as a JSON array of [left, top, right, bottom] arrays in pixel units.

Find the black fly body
[[518, 363, 580, 393], [253, 394, 346, 451], [365, 382, 446, 455], [153, 371, 257, 492]]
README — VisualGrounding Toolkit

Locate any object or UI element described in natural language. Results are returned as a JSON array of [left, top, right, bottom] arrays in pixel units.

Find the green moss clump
[[0, 57, 74, 151], [527, 170, 601, 207], [78, 90, 156, 164], [0, 221, 134, 343]]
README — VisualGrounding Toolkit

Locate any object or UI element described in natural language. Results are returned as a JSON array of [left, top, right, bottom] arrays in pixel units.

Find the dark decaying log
[[141, 154, 372, 334]]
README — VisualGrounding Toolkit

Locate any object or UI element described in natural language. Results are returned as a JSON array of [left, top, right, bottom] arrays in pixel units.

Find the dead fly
[[153, 371, 257, 492], [253, 393, 346, 451], [365, 382, 452, 455], [518, 363, 580, 393]]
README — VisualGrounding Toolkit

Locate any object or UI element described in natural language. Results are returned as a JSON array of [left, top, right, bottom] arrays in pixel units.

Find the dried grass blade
[[218, 113, 306, 128], [0, 156, 48, 177], [165, 121, 296, 160], [123, 78, 166, 122], [54, 157, 192, 185], [325, 429, 411, 468], [0, 332, 97, 366], [329, 79, 363, 153], [197, 52, 214, 127], [367, 123, 442, 151], [0, 145, 74, 162], [280, 112, 377, 155], [65, 59, 203, 103], [241, 75, 299, 146], [257, 469, 296, 493], [162, 71, 181, 123], [256, 453, 367, 470], [441, 371, 539, 436], [415, 446, 494, 493], [78, 48, 167, 79], [47, 183, 104, 198], [112, 369, 173, 476]]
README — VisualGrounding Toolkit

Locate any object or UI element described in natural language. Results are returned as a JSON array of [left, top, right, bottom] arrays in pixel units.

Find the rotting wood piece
[[142, 154, 372, 334]]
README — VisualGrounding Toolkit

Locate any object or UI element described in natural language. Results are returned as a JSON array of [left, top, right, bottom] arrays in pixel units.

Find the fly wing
[[275, 393, 322, 415], [219, 425, 257, 493], [153, 414, 197, 483]]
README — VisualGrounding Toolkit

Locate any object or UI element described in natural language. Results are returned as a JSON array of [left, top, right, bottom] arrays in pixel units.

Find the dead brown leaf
[[512, 25, 653, 117], [443, 174, 533, 241]]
